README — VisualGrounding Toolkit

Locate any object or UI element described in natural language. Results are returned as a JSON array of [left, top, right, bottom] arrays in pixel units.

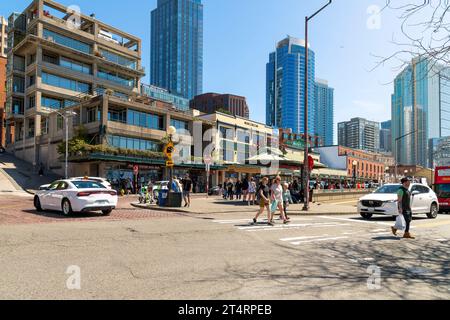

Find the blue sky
[[1, 0, 415, 141]]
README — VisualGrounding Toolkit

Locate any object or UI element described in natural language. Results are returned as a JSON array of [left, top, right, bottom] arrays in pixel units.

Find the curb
[[0, 167, 25, 192], [130, 202, 357, 216]]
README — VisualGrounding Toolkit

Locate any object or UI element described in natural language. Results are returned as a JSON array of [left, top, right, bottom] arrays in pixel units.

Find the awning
[[311, 168, 348, 179]]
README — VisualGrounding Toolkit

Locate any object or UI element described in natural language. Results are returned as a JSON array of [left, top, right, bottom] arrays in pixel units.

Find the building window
[[27, 75, 35, 87], [43, 29, 92, 54], [108, 135, 161, 152], [127, 110, 164, 130], [42, 72, 91, 93], [57, 115, 64, 130], [99, 49, 137, 69], [108, 109, 126, 123], [28, 96, 36, 109], [87, 107, 97, 123], [41, 117, 48, 135], [98, 68, 134, 87], [170, 118, 188, 131], [27, 119, 35, 138]]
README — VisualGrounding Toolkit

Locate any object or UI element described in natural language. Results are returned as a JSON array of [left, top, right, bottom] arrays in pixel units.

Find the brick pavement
[[0, 195, 181, 226]]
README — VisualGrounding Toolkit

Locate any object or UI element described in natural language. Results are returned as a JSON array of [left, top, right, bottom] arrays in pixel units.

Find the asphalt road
[[0, 194, 449, 300]]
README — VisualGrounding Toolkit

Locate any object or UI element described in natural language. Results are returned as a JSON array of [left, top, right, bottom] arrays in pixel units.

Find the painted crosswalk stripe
[[280, 235, 330, 242], [213, 218, 312, 224], [318, 216, 394, 226], [290, 236, 349, 245], [238, 223, 347, 231]]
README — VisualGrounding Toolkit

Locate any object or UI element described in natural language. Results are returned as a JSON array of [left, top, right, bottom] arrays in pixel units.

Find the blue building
[[266, 36, 316, 136], [150, 0, 203, 100], [314, 79, 334, 146], [391, 58, 449, 168]]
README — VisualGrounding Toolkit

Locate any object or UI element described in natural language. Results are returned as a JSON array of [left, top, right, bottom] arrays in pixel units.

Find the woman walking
[[282, 183, 293, 221], [270, 176, 289, 224], [247, 177, 257, 206], [253, 177, 273, 226]]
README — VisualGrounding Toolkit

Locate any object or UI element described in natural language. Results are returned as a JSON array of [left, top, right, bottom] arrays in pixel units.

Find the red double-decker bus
[[435, 166, 450, 212]]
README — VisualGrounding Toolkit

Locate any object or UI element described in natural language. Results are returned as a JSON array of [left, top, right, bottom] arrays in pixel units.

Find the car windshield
[[435, 184, 450, 198], [72, 181, 104, 189], [374, 185, 401, 194]]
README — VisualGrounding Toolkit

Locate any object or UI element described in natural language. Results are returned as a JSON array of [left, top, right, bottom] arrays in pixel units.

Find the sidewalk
[[0, 152, 61, 194], [131, 196, 358, 216]]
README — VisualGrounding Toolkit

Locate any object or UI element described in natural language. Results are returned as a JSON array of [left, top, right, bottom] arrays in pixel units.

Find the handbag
[[394, 214, 406, 231], [270, 200, 278, 213]]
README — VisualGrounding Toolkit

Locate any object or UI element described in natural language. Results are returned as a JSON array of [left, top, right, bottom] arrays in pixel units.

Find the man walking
[[391, 177, 415, 239], [182, 174, 193, 208]]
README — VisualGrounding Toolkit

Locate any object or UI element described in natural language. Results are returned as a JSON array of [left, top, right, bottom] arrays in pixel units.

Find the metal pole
[[65, 116, 68, 179], [303, 16, 310, 211], [395, 138, 398, 181]]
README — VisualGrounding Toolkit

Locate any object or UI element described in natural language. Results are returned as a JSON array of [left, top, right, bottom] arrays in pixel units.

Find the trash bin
[[167, 192, 183, 208], [158, 189, 168, 207]]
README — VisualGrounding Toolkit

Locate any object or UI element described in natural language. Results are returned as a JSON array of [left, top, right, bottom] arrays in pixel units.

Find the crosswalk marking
[[290, 236, 349, 245], [238, 223, 347, 232], [212, 218, 313, 224], [318, 216, 393, 226]]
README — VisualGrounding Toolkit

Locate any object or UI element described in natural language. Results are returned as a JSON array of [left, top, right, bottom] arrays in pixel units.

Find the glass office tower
[[391, 58, 447, 168], [266, 36, 316, 136], [314, 79, 334, 146], [150, 0, 203, 100]]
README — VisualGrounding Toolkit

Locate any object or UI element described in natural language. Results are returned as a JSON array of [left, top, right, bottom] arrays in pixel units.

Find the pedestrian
[[235, 179, 243, 200], [253, 177, 273, 226], [270, 176, 289, 224], [242, 178, 249, 202], [147, 180, 155, 204], [181, 174, 193, 208], [282, 183, 293, 220], [391, 177, 415, 239], [247, 177, 257, 206], [226, 179, 234, 200]]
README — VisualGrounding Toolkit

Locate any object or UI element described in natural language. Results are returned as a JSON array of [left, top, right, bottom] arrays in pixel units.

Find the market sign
[[285, 139, 305, 149]]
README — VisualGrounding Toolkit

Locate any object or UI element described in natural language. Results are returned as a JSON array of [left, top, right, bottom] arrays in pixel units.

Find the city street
[[0, 194, 449, 300]]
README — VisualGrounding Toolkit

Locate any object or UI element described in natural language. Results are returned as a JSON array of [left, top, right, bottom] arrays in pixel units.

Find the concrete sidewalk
[[131, 196, 358, 216]]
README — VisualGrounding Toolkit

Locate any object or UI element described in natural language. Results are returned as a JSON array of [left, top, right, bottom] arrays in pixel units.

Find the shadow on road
[[21, 209, 105, 219]]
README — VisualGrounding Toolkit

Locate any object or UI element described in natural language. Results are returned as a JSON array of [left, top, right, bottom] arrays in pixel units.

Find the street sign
[[166, 160, 174, 168], [204, 155, 212, 165], [308, 155, 314, 171]]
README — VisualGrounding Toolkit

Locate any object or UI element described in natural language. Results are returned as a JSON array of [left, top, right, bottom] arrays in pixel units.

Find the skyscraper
[[391, 58, 449, 168], [266, 36, 316, 136], [338, 118, 380, 153], [0, 16, 7, 146], [314, 79, 334, 146], [379, 120, 392, 153], [150, 0, 203, 100]]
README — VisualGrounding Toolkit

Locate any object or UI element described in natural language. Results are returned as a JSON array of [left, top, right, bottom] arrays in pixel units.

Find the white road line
[[280, 235, 330, 242], [238, 223, 347, 231], [290, 236, 349, 245], [213, 218, 312, 224], [318, 216, 393, 226]]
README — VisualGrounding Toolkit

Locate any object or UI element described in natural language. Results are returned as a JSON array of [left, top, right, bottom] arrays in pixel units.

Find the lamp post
[[394, 130, 422, 181], [303, 0, 333, 211], [352, 160, 358, 189]]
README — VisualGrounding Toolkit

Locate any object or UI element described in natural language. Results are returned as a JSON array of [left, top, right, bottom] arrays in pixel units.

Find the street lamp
[[352, 160, 358, 189], [394, 130, 422, 181], [303, 0, 333, 211]]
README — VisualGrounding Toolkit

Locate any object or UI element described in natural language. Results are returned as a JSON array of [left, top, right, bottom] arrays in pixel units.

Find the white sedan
[[358, 183, 439, 220], [34, 179, 118, 216]]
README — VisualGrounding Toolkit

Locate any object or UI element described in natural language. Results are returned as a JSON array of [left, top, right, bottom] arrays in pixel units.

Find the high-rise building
[[314, 79, 334, 146], [0, 16, 7, 147], [266, 36, 316, 136], [379, 120, 392, 153], [430, 137, 450, 168], [0, 16, 7, 57], [338, 118, 380, 153], [150, 0, 203, 100], [190, 93, 250, 118], [391, 58, 450, 168]]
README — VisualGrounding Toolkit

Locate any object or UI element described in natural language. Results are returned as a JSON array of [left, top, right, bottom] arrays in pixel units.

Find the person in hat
[[391, 177, 415, 239]]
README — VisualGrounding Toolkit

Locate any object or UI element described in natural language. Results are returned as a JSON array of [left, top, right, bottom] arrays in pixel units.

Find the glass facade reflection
[[43, 29, 91, 54]]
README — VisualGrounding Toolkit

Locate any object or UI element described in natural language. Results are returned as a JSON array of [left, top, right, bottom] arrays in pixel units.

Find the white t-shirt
[[271, 184, 283, 202], [248, 181, 256, 193]]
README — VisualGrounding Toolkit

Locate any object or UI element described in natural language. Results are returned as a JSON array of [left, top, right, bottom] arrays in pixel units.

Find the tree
[[375, 0, 450, 72]]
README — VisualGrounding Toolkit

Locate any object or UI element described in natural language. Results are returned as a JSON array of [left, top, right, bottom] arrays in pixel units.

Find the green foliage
[[216, 108, 232, 115]]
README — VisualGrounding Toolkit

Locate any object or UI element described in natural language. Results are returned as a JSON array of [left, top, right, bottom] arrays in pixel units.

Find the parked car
[[70, 177, 112, 189], [208, 186, 221, 196], [357, 183, 439, 220], [34, 179, 118, 216]]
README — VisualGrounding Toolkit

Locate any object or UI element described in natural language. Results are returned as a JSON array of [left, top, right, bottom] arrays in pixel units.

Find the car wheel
[[427, 203, 438, 219], [34, 196, 43, 212], [102, 209, 112, 216], [61, 199, 73, 216], [360, 213, 373, 220]]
